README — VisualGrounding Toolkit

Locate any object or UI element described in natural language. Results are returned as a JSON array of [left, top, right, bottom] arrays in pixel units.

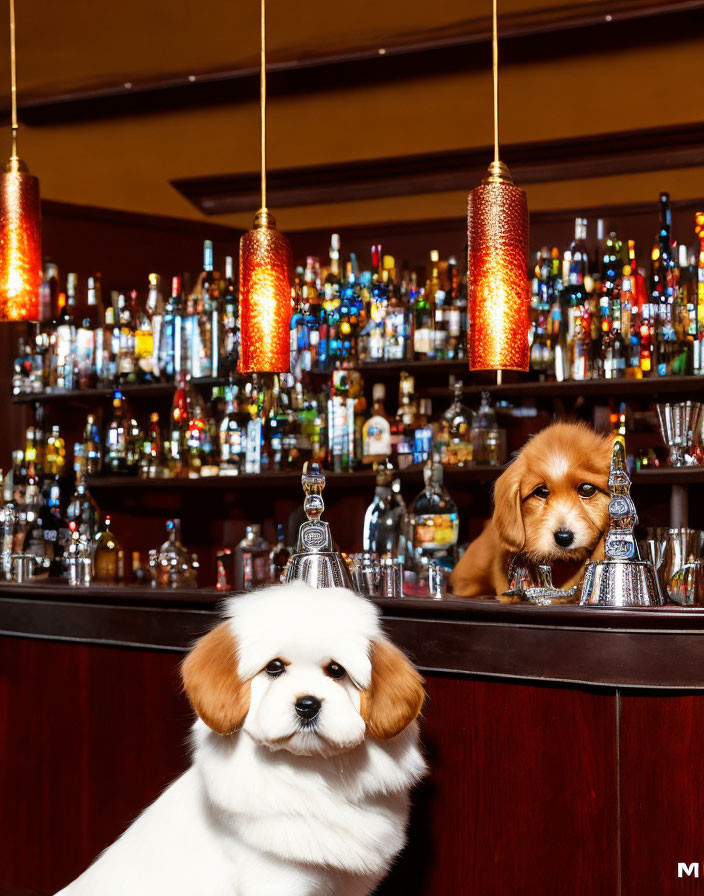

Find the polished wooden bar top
[[1, 581, 703, 690]]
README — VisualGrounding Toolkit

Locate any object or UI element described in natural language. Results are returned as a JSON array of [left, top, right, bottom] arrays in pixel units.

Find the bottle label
[[413, 513, 459, 550]]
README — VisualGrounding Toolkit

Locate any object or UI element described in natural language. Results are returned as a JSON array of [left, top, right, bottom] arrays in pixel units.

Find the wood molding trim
[[171, 122, 704, 215], [41, 199, 241, 238], [12, 2, 704, 125]]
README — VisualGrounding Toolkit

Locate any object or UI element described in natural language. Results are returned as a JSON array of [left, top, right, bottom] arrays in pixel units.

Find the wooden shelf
[[12, 377, 225, 405], [85, 464, 502, 494], [631, 467, 704, 485], [430, 374, 704, 400], [14, 369, 704, 405]]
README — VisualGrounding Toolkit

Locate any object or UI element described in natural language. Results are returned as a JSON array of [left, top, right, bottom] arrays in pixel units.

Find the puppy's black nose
[[295, 696, 321, 721], [554, 529, 574, 548]]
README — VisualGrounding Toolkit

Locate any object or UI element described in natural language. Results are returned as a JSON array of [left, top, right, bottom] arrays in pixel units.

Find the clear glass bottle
[[362, 383, 392, 465], [66, 474, 99, 543], [82, 414, 102, 476], [470, 391, 505, 466], [219, 385, 246, 476], [93, 515, 124, 583], [409, 457, 459, 575], [105, 391, 128, 474], [440, 381, 473, 467], [363, 461, 409, 561], [234, 524, 270, 591], [269, 524, 291, 584], [156, 518, 197, 588]]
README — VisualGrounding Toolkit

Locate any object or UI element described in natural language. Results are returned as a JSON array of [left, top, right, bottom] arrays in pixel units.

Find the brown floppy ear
[[360, 639, 425, 740], [492, 459, 525, 552], [181, 621, 251, 735]]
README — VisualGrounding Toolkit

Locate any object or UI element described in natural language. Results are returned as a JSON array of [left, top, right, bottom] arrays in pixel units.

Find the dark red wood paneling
[[1, 638, 618, 896], [620, 693, 704, 896], [379, 675, 619, 896], [0, 637, 192, 895]]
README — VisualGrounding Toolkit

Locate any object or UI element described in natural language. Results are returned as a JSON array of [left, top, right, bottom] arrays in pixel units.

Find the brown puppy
[[449, 422, 613, 599]]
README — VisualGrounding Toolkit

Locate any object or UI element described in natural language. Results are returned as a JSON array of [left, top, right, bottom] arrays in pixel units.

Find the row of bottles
[[59, 374, 505, 480], [13, 195, 704, 396], [13, 241, 238, 395], [530, 198, 704, 380]]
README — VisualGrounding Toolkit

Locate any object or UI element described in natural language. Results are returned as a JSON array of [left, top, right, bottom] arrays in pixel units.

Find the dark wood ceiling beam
[[11, 1, 704, 125], [170, 121, 704, 215]]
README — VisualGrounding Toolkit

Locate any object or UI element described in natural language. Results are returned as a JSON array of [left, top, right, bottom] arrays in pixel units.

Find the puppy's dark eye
[[265, 659, 286, 677], [325, 662, 346, 680], [578, 483, 598, 498], [532, 485, 550, 499]]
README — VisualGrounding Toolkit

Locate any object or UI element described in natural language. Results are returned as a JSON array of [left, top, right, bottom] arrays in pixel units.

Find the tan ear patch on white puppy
[[360, 639, 425, 740], [181, 622, 251, 735]]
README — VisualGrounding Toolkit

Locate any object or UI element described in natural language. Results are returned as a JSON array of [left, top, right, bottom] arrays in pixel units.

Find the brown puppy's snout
[[554, 529, 575, 548]]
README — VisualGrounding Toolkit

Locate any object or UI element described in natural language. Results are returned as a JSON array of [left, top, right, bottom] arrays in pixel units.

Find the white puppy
[[56, 583, 427, 896]]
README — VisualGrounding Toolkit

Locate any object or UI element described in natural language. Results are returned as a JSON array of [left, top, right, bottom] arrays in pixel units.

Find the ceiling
[[2, 0, 681, 106], [0, 0, 702, 232]]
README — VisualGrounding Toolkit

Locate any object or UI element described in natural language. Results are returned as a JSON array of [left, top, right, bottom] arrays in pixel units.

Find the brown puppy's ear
[[360, 639, 425, 740], [181, 622, 251, 735], [493, 459, 525, 552]]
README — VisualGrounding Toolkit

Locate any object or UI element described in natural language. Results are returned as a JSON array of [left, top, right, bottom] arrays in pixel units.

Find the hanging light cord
[[259, 0, 267, 212], [9, 0, 17, 159], [492, 0, 499, 166]]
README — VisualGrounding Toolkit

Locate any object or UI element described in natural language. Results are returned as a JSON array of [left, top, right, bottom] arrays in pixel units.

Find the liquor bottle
[[135, 276, 157, 382], [413, 280, 433, 360], [268, 524, 291, 584], [323, 234, 343, 369], [45, 426, 66, 478], [93, 516, 124, 583], [105, 391, 129, 474], [41, 476, 71, 577], [23, 473, 48, 570], [39, 262, 59, 324], [695, 212, 704, 375], [383, 257, 408, 362], [186, 403, 211, 477], [55, 275, 77, 390], [219, 385, 246, 476], [565, 218, 591, 380], [440, 381, 473, 467], [413, 398, 434, 465], [116, 291, 137, 383], [362, 383, 392, 465], [409, 457, 459, 573], [139, 412, 162, 478], [194, 239, 219, 378], [263, 376, 291, 472], [159, 276, 182, 381], [234, 524, 270, 591], [81, 414, 102, 476], [471, 392, 505, 466], [24, 425, 43, 479], [222, 255, 239, 373], [66, 475, 99, 543], [156, 518, 197, 588], [167, 374, 190, 477], [446, 256, 465, 360], [76, 276, 99, 389], [326, 370, 355, 473], [363, 461, 409, 560]]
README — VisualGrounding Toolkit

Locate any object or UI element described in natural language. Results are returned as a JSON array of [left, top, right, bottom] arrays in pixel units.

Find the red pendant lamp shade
[[238, 209, 292, 374], [0, 0, 42, 323], [467, 162, 530, 371]]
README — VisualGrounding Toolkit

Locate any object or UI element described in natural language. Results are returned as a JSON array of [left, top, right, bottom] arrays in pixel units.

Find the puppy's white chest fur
[[57, 722, 425, 896]]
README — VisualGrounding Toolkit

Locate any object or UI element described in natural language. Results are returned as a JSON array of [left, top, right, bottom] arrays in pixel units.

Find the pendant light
[[467, 0, 529, 378], [0, 0, 41, 322], [238, 0, 292, 374]]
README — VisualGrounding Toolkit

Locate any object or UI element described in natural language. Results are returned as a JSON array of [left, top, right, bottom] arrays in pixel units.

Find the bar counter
[[2, 583, 703, 895]]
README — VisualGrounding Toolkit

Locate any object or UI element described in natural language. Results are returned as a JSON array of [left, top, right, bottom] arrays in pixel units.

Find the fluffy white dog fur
[[56, 583, 427, 896]]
